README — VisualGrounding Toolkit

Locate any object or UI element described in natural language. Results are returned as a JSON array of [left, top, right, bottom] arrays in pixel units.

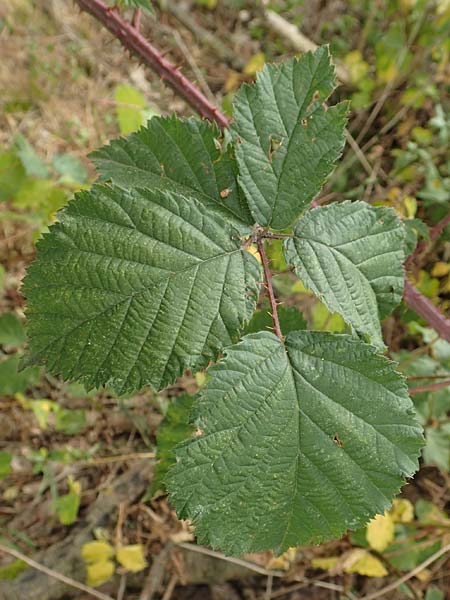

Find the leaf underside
[[90, 116, 252, 228], [232, 46, 348, 230], [284, 201, 405, 349], [23, 185, 260, 394], [167, 331, 422, 556]]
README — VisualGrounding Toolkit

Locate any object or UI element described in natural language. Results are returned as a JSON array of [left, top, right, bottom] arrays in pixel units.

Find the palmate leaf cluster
[[23, 47, 423, 555]]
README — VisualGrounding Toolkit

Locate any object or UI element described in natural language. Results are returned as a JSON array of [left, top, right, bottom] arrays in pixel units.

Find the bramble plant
[[23, 47, 424, 556]]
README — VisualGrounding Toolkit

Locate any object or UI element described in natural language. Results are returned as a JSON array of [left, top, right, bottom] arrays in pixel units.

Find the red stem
[[409, 379, 450, 396], [74, 0, 230, 128], [429, 212, 450, 241], [257, 240, 283, 339], [403, 279, 450, 342], [74, 0, 450, 344]]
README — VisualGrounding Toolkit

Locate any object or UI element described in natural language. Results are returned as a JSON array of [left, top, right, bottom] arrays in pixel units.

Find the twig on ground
[[156, 0, 244, 70], [161, 574, 178, 600], [139, 545, 172, 600], [344, 129, 387, 182], [116, 573, 127, 600], [359, 541, 450, 600], [0, 543, 114, 600], [166, 26, 216, 103], [115, 502, 126, 547], [355, 4, 428, 144], [263, 9, 350, 84], [76, 452, 155, 466], [177, 542, 284, 577], [264, 574, 274, 600]]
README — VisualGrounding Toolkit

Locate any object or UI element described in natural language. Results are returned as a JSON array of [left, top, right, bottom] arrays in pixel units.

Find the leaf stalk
[[257, 239, 283, 340]]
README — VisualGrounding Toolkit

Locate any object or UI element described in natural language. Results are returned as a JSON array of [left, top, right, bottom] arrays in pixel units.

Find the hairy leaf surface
[[23, 185, 260, 394], [232, 47, 348, 229], [167, 331, 422, 555], [284, 202, 405, 348], [90, 116, 252, 226]]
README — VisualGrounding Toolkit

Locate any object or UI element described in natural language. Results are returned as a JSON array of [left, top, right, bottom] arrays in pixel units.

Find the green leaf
[[0, 451, 12, 480], [23, 185, 260, 394], [0, 560, 27, 581], [244, 306, 307, 335], [167, 331, 423, 555], [53, 478, 81, 525], [284, 202, 405, 348], [52, 154, 88, 184], [0, 151, 26, 201], [0, 313, 25, 346], [116, 0, 153, 13], [425, 586, 445, 600], [232, 47, 348, 229], [150, 394, 195, 497], [90, 116, 252, 227], [386, 528, 441, 571], [55, 408, 87, 435], [114, 84, 147, 135], [116, 544, 148, 572], [403, 217, 429, 256], [14, 135, 49, 179], [0, 355, 40, 395], [423, 424, 450, 471]]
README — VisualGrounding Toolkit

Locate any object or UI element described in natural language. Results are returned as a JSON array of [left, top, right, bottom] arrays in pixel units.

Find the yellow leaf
[[68, 476, 81, 496], [416, 568, 431, 582], [366, 512, 395, 552], [86, 560, 115, 587], [27, 399, 57, 429], [432, 262, 450, 278], [267, 547, 297, 570], [116, 544, 148, 572], [311, 556, 339, 571], [246, 244, 261, 263], [344, 50, 370, 84], [243, 53, 266, 76], [81, 541, 115, 564], [403, 195, 417, 218], [390, 499, 414, 523], [378, 61, 398, 84], [437, 0, 450, 14], [344, 549, 388, 577], [225, 70, 241, 94]]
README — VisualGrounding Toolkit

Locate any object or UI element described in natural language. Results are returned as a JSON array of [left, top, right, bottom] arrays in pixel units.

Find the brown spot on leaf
[[333, 434, 343, 447], [268, 135, 283, 162]]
